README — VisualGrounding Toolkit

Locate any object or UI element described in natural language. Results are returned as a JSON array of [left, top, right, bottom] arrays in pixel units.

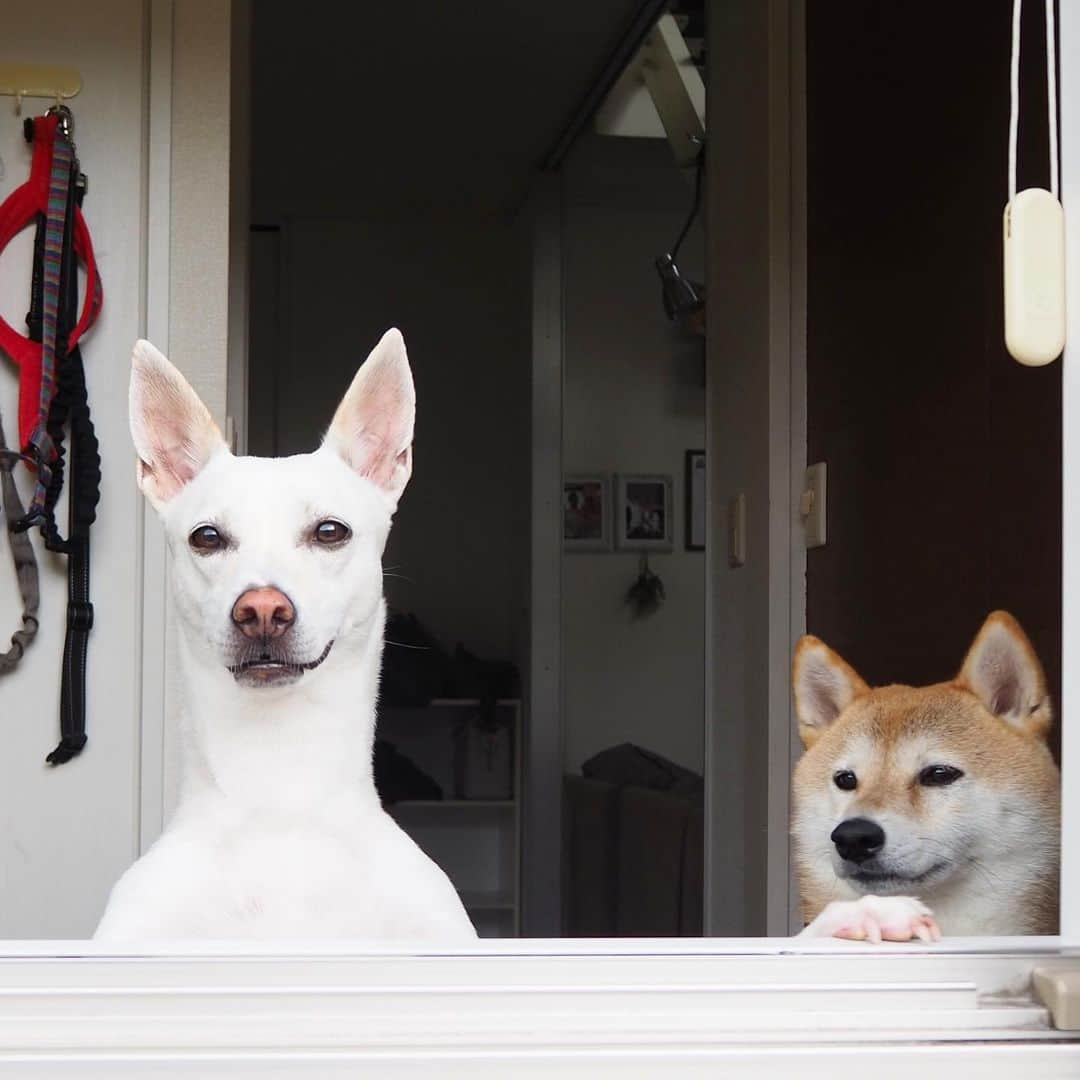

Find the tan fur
[[792, 612, 1060, 936]]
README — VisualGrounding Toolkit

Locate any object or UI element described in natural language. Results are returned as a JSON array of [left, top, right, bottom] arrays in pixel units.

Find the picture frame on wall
[[685, 449, 706, 551], [563, 474, 612, 551], [616, 473, 673, 551]]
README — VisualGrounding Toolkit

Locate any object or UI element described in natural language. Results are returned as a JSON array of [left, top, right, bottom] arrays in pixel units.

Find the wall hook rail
[[0, 64, 81, 115]]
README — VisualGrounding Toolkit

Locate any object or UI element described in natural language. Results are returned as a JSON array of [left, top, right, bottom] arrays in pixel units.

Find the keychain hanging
[[1003, 0, 1066, 366]]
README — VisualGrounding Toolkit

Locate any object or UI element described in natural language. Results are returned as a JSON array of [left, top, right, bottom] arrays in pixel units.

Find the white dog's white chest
[[214, 819, 370, 926], [182, 808, 412, 937], [96, 802, 476, 942]]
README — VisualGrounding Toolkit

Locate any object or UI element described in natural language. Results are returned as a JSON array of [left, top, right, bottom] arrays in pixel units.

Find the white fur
[[800, 895, 939, 943], [95, 332, 476, 942]]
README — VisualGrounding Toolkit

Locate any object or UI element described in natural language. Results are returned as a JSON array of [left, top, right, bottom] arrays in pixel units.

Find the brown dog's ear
[[792, 636, 870, 748], [956, 611, 1052, 740]]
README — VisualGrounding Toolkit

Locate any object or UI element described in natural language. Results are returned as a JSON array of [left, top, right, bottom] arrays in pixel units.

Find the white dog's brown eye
[[919, 765, 964, 787], [313, 519, 351, 546], [189, 524, 226, 553], [833, 769, 857, 791]]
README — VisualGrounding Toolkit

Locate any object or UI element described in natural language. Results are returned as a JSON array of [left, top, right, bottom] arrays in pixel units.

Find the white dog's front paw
[[799, 895, 941, 944]]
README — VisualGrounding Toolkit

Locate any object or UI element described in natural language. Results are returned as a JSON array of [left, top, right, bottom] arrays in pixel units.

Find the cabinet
[[377, 699, 522, 937]]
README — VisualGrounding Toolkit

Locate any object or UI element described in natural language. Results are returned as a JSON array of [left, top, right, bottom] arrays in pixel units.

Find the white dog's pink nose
[[232, 587, 296, 640]]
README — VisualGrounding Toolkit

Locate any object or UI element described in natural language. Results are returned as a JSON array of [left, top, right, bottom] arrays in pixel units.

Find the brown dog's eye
[[833, 770, 857, 791], [919, 765, 964, 787], [313, 519, 351, 546], [189, 524, 226, 553]]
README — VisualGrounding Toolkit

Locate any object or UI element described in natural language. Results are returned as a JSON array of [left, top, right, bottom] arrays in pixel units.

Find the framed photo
[[616, 473, 673, 551], [685, 449, 706, 551], [563, 474, 611, 551]]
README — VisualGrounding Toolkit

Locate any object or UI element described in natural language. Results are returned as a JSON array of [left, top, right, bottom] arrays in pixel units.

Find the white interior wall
[[0, 0, 235, 937], [0, 0, 149, 937], [560, 138, 706, 776]]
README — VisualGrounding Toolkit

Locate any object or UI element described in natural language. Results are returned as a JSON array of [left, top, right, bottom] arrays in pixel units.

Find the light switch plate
[[803, 462, 826, 549]]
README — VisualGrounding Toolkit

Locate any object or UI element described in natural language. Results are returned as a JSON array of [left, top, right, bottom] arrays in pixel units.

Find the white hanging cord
[[1009, 0, 1059, 202], [1009, 0, 1022, 201], [1046, 0, 1058, 199]]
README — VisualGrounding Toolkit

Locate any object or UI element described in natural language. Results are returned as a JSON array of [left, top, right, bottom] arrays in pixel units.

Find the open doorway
[[246, 0, 708, 937]]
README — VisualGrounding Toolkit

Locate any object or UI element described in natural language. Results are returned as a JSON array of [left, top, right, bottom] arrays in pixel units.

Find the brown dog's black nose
[[831, 817, 886, 864], [231, 587, 296, 639]]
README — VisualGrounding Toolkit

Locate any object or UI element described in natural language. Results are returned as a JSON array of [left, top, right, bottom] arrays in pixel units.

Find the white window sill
[[0, 938, 1075, 1075]]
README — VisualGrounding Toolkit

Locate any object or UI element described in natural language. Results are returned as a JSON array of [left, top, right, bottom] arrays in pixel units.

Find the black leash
[[18, 120, 100, 765]]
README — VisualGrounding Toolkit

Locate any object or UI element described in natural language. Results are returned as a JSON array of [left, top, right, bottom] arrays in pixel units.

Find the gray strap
[[0, 410, 39, 674]]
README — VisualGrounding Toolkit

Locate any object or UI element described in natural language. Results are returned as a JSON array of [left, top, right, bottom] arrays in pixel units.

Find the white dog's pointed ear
[[792, 636, 870, 748], [323, 328, 415, 505], [129, 339, 228, 511], [957, 610, 1052, 740]]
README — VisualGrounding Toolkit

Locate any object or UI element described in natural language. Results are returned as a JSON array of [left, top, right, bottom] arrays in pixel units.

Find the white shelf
[[379, 699, 522, 937]]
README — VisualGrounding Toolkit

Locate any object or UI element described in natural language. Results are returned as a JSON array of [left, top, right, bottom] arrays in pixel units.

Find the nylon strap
[[20, 126, 74, 520], [0, 409, 39, 674]]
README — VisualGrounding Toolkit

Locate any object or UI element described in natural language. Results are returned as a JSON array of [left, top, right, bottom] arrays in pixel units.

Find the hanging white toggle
[[1004, 0, 1066, 366]]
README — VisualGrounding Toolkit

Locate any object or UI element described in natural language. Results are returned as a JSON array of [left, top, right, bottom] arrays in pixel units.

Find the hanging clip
[[47, 103, 73, 141]]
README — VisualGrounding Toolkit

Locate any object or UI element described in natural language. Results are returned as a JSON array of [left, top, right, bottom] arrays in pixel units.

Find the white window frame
[[0, 937, 1075, 1072], [1059, 0, 1080, 944], [6, 0, 1071, 1072]]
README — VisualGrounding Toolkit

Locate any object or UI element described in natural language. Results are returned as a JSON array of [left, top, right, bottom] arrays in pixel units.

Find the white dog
[[95, 330, 477, 941]]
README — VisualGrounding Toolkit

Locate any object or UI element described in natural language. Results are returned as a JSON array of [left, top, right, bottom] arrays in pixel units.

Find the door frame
[[137, 0, 174, 855], [1059, 0, 1079, 941], [524, 175, 565, 938], [703, 0, 807, 937], [138, 0, 238, 851], [526, 0, 809, 939]]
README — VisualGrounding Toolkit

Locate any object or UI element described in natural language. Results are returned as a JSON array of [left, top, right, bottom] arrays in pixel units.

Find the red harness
[[0, 113, 101, 458], [0, 111, 103, 765]]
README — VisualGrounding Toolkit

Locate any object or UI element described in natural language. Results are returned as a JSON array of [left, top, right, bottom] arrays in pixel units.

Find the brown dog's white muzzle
[[231, 587, 296, 640]]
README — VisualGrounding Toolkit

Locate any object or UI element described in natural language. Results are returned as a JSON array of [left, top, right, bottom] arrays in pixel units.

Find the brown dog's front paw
[[800, 895, 941, 943]]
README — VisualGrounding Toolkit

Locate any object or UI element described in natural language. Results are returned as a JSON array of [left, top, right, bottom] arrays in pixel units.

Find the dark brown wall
[[806, 0, 1062, 753]]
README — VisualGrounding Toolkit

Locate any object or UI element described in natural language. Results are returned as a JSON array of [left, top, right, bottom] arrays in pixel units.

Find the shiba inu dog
[[792, 611, 1060, 940], [94, 331, 476, 941]]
